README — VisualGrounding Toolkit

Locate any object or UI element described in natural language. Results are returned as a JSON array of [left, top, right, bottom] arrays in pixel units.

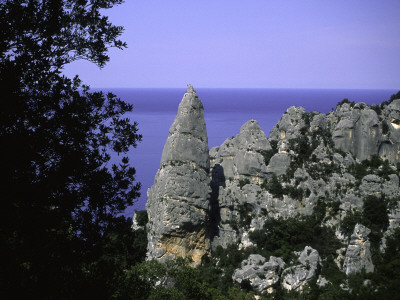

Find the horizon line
[[89, 86, 399, 91]]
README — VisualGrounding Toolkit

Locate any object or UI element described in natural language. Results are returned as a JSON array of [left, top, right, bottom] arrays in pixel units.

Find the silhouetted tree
[[0, 1, 143, 298]]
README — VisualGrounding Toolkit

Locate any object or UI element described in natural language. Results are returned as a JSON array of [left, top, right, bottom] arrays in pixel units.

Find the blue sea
[[105, 88, 398, 217]]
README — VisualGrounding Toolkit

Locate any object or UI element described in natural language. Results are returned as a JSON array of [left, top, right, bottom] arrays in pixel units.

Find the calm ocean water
[[105, 88, 398, 217]]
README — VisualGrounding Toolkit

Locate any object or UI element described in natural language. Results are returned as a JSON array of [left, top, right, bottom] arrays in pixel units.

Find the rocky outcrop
[[330, 99, 400, 163], [146, 85, 211, 266], [332, 103, 380, 161], [233, 254, 285, 294], [379, 99, 400, 162], [269, 106, 307, 153], [343, 224, 374, 275], [143, 89, 400, 295], [266, 153, 291, 176], [210, 120, 271, 184], [209, 120, 273, 248], [359, 174, 400, 199], [233, 247, 321, 294], [282, 246, 321, 292]]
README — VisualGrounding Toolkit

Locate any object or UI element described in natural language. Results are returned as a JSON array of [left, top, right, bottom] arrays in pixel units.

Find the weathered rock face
[[343, 224, 374, 275], [359, 174, 400, 199], [146, 85, 211, 266], [210, 120, 271, 184], [160, 85, 209, 170], [232, 254, 285, 294], [233, 247, 322, 294], [269, 106, 307, 152], [209, 120, 273, 248], [332, 103, 380, 161], [266, 153, 291, 176], [282, 246, 321, 292], [379, 99, 400, 162], [329, 99, 400, 163]]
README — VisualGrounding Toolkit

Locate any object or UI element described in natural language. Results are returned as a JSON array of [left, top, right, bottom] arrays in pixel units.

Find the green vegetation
[[341, 210, 363, 236], [380, 90, 400, 108], [262, 174, 284, 198], [134, 209, 149, 227], [258, 139, 278, 166], [237, 202, 253, 227], [363, 195, 389, 248], [337, 98, 355, 108], [348, 156, 395, 183], [249, 202, 343, 262], [382, 120, 390, 134], [371, 104, 382, 115], [238, 178, 251, 189]]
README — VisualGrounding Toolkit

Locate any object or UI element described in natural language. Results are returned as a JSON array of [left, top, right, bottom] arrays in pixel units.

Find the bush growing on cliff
[[239, 178, 251, 189], [337, 98, 355, 108], [262, 174, 284, 198], [340, 210, 363, 236], [363, 195, 389, 249], [380, 90, 400, 108]]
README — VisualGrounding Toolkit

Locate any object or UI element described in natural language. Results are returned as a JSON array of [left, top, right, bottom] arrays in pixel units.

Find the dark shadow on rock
[[209, 164, 225, 243]]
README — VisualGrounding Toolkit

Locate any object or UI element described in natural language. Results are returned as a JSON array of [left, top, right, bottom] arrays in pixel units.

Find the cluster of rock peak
[[140, 85, 400, 294]]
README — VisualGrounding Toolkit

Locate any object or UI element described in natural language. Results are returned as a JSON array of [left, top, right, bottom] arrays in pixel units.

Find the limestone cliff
[[146, 85, 211, 266], [142, 90, 400, 295]]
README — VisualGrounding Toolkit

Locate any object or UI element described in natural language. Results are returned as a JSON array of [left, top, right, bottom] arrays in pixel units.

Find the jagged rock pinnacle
[[146, 86, 211, 266], [161, 85, 209, 169], [187, 84, 196, 93]]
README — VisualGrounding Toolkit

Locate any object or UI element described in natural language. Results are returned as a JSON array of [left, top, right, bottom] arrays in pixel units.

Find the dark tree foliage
[[118, 258, 230, 300], [262, 174, 284, 198], [198, 244, 250, 296], [249, 201, 342, 263], [337, 98, 355, 108], [0, 0, 126, 87], [0, 1, 143, 298], [380, 90, 400, 108], [134, 209, 149, 227], [340, 210, 363, 236], [362, 195, 389, 249]]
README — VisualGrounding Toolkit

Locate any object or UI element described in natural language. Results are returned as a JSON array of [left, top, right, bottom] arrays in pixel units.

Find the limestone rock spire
[[146, 85, 211, 266], [161, 84, 209, 170]]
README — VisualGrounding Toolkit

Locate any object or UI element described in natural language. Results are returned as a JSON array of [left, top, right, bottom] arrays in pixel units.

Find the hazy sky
[[63, 1, 400, 89]]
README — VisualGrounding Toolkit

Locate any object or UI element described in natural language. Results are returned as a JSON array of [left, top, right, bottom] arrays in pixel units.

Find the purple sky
[[63, 1, 400, 89]]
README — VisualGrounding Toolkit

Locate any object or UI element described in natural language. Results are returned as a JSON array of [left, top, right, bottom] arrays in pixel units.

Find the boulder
[[282, 246, 321, 292], [233, 254, 285, 294]]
